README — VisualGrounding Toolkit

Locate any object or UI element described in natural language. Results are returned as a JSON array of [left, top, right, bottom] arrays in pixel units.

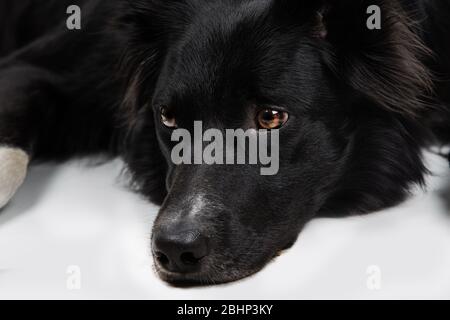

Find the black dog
[[0, 0, 449, 285]]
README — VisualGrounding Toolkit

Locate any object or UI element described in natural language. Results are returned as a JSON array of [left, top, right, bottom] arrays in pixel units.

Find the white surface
[[0, 153, 449, 300]]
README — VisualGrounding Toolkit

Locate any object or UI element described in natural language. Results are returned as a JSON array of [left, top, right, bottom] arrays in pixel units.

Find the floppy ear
[[111, 1, 187, 204], [114, 0, 193, 128], [276, 0, 433, 117], [323, 0, 433, 117]]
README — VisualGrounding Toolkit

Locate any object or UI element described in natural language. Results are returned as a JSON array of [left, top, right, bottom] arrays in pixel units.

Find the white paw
[[0, 147, 29, 209]]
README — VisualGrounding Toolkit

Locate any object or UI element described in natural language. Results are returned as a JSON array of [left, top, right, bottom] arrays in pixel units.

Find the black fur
[[0, 0, 449, 285]]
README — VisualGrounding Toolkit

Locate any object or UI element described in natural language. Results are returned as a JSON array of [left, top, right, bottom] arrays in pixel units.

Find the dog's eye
[[160, 106, 177, 128], [257, 109, 289, 130]]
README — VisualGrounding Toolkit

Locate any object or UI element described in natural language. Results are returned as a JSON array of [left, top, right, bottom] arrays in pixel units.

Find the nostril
[[155, 251, 169, 266], [153, 229, 210, 273], [180, 252, 202, 266]]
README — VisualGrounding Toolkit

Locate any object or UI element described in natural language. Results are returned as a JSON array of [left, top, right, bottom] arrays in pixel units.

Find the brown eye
[[160, 106, 177, 128], [257, 109, 289, 130]]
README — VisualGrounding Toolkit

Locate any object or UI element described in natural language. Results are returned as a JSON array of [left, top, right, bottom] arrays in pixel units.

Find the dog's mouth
[[150, 234, 270, 286], [151, 250, 242, 286], [153, 267, 211, 287], [152, 255, 224, 287], [151, 244, 292, 286], [153, 261, 261, 287]]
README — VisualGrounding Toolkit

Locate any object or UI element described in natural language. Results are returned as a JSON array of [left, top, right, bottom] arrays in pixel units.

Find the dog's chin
[[154, 265, 256, 287], [153, 258, 267, 287], [152, 241, 298, 286], [156, 269, 218, 287], [156, 270, 258, 288]]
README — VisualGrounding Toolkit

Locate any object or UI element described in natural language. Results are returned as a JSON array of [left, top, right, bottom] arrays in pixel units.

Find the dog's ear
[[275, 0, 433, 117], [114, 0, 193, 128]]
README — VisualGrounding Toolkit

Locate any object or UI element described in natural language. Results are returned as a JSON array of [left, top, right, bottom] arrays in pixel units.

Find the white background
[[0, 152, 449, 300]]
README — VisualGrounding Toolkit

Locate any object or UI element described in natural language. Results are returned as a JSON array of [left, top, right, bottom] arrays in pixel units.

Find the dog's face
[[148, 0, 348, 285], [120, 0, 431, 285]]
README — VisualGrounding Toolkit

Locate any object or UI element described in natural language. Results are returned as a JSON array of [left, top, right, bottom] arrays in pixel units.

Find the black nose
[[153, 229, 210, 273]]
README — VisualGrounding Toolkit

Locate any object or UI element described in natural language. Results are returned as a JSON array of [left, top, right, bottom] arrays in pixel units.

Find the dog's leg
[[0, 63, 61, 209], [0, 4, 123, 209], [0, 53, 121, 208], [0, 147, 29, 209]]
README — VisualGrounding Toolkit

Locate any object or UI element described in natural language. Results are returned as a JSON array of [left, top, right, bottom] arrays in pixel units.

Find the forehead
[[154, 0, 322, 113]]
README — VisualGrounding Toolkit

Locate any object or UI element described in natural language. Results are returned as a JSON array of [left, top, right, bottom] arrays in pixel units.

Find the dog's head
[[117, 0, 432, 285]]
